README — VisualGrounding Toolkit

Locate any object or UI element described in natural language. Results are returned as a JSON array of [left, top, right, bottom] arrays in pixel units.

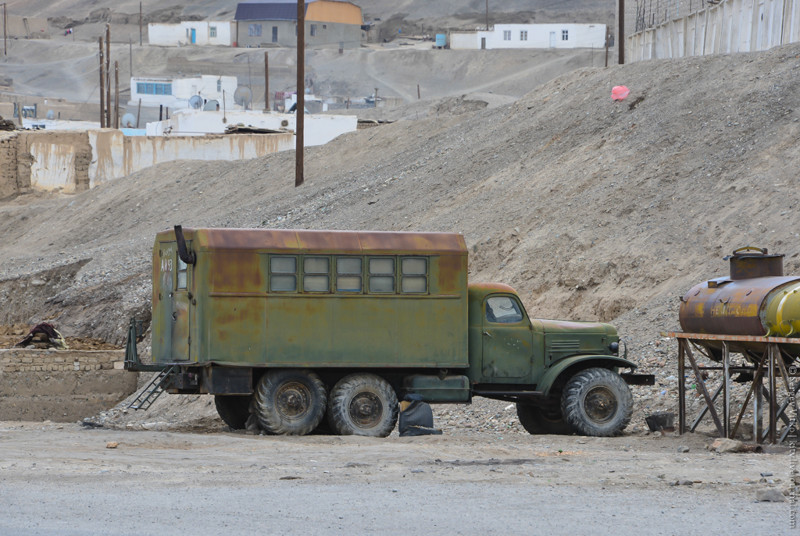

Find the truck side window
[[176, 256, 187, 290], [303, 256, 330, 292], [485, 296, 523, 324], [401, 257, 427, 293], [270, 256, 297, 292], [369, 257, 395, 293], [336, 257, 362, 292]]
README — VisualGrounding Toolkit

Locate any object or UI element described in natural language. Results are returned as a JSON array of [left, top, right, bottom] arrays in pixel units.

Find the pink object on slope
[[611, 86, 630, 101]]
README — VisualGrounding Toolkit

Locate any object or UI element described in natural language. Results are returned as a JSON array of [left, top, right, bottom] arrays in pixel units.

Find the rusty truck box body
[[152, 227, 469, 370]]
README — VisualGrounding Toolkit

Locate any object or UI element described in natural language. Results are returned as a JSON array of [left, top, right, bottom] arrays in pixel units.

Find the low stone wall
[[0, 349, 138, 422]]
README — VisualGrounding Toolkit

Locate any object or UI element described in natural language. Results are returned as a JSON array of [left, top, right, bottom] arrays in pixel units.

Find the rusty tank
[[679, 247, 800, 358]]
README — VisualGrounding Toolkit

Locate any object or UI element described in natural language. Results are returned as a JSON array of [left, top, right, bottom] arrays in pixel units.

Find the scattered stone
[[709, 438, 745, 453], [677, 445, 690, 453], [105, 441, 118, 449], [755, 489, 786, 502]]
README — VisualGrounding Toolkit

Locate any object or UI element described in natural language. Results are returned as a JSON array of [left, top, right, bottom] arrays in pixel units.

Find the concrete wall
[[149, 22, 234, 46], [0, 129, 294, 195], [0, 349, 136, 421], [628, 0, 800, 61], [129, 75, 238, 110], [450, 24, 607, 50]]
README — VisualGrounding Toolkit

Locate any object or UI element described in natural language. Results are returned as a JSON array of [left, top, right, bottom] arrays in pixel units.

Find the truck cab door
[[481, 294, 533, 380]]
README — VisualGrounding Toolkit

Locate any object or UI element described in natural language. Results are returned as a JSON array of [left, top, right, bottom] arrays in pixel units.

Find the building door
[[549, 31, 556, 47], [480, 37, 486, 49], [191, 28, 196, 44], [272, 26, 278, 43]]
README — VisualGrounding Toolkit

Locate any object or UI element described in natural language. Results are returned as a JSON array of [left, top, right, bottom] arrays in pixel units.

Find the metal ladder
[[128, 366, 178, 410]]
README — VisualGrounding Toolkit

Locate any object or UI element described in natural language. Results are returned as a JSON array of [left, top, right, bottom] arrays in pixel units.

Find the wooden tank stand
[[664, 332, 800, 444]]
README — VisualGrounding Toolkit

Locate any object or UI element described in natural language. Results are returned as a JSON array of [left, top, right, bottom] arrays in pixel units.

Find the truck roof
[[159, 227, 467, 255]]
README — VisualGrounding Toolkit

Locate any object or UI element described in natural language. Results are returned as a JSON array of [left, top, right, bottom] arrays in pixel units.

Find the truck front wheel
[[327, 373, 398, 437], [516, 403, 574, 435], [561, 368, 632, 437], [254, 369, 327, 435]]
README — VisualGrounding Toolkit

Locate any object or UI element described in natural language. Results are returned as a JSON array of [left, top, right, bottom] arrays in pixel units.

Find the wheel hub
[[276, 382, 311, 419], [584, 386, 617, 423], [349, 392, 382, 427]]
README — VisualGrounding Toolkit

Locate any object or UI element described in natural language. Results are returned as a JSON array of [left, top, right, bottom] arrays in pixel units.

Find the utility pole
[[114, 61, 119, 129], [485, 0, 489, 31], [98, 36, 105, 128], [295, 0, 305, 187], [264, 52, 269, 111], [139, 2, 143, 46], [2, 3, 7, 57], [618, 0, 625, 65], [129, 38, 132, 77], [105, 24, 111, 128]]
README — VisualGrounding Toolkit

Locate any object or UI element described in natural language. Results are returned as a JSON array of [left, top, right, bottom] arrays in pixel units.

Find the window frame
[[400, 256, 428, 294], [335, 256, 363, 293], [503, 30, 511, 41], [209, 26, 217, 38], [302, 256, 331, 293], [368, 256, 396, 294], [562, 29, 569, 41], [269, 255, 298, 292]]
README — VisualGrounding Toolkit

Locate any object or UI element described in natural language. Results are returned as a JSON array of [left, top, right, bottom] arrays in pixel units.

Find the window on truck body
[[270, 256, 297, 292], [177, 256, 188, 289], [336, 257, 362, 292], [369, 257, 395, 293], [400, 257, 427, 293], [303, 256, 330, 292]]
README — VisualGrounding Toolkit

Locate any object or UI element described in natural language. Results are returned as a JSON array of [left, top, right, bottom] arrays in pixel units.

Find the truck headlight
[[609, 342, 619, 354]]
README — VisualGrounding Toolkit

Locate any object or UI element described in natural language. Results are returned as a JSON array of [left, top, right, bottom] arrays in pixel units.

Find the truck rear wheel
[[516, 403, 574, 435], [327, 373, 398, 437], [561, 368, 632, 437], [214, 394, 251, 430], [254, 369, 327, 435]]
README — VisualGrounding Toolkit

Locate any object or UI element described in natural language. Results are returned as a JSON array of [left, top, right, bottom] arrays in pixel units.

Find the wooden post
[[417, 84, 420, 100], [618, 0, 625, 65], [678, 340, 685, 434], [295, 0, 305, 187], [605, 28, 610, 67], [105, 25, 111, 128], [264, 51, 269, 111], [114, 61, 119, 129], [136, 98, 141, 128], [3, 3, 7, 57], [99, 36, 105, 128], [139, 2, 143, 46]]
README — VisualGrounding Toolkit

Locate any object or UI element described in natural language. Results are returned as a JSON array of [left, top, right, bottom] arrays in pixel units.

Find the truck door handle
[[483, 331, 492, 338]]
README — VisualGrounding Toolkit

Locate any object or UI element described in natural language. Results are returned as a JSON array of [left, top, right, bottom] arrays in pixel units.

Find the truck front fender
[[538, 355, 638, 398]]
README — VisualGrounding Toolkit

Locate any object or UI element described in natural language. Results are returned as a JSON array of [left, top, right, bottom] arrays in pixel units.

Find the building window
[[520, 30, 528, 41], [322, 24, 327, 30], [303, 257, 330, 292], [136, 82, 172, 95], [270, 256, 297, 292], [310, 24, 317, 37], [209, 26, 217, 38], [216, 79, 222, 92], [249, 24, 262, 37], [562, 29, 569, 40], [272, 26, 278, 42], [368, 258, 395, 293], [336, 257, 362, 292], [401, 257, 427, 294], [503, 30, 511, 41]]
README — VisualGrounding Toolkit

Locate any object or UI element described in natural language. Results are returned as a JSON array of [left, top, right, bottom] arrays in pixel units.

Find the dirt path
[[0, 422, 791, 535]]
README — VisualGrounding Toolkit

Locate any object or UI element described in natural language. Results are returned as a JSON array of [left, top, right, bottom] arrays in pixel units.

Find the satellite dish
[[121, 113, 136, 128], [203, 99, 219, 111], [234, 86, 253, 109], [189, 95, 204, 109], [46, 110, 55, 120]]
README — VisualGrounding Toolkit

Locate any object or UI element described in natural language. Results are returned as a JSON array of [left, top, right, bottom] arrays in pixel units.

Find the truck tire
[[214, 394, 251, 430], [327, 373, 398, 437], [561, 368, 632, 437], [516, 403, 574, 435], [254, 369, 327, 435]]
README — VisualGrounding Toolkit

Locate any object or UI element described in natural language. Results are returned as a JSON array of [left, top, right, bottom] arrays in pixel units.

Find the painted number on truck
[[161, 248, 174, 292]]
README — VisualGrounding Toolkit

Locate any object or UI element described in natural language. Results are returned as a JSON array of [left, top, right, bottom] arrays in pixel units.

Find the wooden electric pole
[[3, 3, 7, 57], [98, 36, 105, 128], [485, 0, 489, 31], [618, 0, 625, 65], [264, 52, 269, 111], [295, 0, 305, 187], [139, 2, 143, 46], [114, 61, 120, 128], [105, 25, 111, 128]]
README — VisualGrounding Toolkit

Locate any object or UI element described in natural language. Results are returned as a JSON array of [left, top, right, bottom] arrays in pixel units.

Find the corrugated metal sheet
[[235, 2, 309, 21], [235, 1, 361, 24]]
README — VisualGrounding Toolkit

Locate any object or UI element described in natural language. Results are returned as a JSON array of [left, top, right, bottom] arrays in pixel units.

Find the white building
[[450, 24, 607, 50], [145, 109, 358, 147], [148, 21, 234, 46], [129, 75, 238, 110]]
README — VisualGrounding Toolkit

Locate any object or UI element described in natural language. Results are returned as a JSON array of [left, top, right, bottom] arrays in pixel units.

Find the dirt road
[[0, 422, 790, 535]]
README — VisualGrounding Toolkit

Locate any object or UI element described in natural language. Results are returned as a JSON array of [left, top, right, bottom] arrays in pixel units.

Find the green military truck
[[125, 226, 652, 437]]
